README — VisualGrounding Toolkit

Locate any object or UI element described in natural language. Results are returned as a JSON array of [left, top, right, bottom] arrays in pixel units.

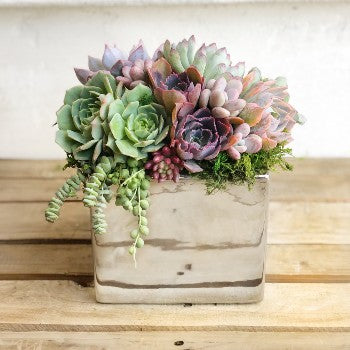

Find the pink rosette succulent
[[199, 76, 246, 120], [225, 68, 305, 159], [170, 103, 235, 173], [74, 41, 153, 88]]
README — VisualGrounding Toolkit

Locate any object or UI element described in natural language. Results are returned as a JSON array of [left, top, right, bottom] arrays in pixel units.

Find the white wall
[[0, 1, 349, 159]]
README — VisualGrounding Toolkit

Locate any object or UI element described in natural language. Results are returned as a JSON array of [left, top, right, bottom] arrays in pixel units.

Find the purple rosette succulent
[[171, 103, 234, 172], [148, 58, 202, 115], [74, 41, 153, 88]]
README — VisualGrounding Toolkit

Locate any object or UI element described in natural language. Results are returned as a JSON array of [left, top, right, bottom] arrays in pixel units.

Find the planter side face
[[92, 177, 269, 304]]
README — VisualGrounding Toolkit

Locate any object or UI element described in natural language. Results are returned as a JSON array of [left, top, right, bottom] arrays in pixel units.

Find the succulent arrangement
[[46, 37, 305, 261]]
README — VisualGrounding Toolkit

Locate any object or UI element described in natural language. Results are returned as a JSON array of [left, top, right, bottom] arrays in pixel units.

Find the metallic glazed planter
[[92, 176, 269, 304]]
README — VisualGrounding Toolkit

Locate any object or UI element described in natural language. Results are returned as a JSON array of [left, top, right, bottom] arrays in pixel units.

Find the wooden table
[[0, 158, 349, 349]]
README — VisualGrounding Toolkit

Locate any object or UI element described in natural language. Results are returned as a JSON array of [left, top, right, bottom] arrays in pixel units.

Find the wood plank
[[0, 244, 349, 283], [0, 202, 90, 240], [269, 158, 350, 202], [2, 158, 349, 180], [0, 331, 349, 349], [1, 158, 349, 202], [0, 281, 349, 331], [0, 244, 92, 276], [266, 245, 350, 282], [269, 202, 350, 244], [1, 201, 349, 243], [0, 159, 73, 179], [0, 178, 81, 202]]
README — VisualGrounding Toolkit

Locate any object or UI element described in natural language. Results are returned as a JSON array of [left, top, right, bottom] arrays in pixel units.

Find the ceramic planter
[[92, 176, 269, 304]]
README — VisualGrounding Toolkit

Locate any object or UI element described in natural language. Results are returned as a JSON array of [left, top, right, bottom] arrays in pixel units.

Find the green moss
[[195, 144, 293, 194]]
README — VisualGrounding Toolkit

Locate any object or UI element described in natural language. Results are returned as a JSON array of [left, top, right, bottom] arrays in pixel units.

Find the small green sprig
[[196, 144, 293, 194]]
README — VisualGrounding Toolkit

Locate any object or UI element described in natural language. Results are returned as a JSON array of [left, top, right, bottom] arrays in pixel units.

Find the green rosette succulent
[[56, 71, 169, 162], [109, 84, 170, 160], [55, 71, 123, 162]]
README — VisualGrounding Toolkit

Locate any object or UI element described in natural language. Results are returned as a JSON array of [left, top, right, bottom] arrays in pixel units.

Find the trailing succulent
[[46, 36, 305, 261]]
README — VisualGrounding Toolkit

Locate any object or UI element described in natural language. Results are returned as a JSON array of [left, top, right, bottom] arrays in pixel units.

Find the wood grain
[[0, 281, 349, 331], [0, 331, 349, 350], [1, 158, 349, 202], [1, 201, 349, 244], [0, 244, 92, 275], [269, 201, 350, 244], [0, 159, 73, 179], [0, 243, 349, 283], [0, 202, 90, 240]]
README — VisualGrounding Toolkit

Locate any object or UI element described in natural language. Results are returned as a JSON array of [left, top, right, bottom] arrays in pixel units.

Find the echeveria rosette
[[75, 41, 153, 88], [148, 57, 202, 115], [154, 36, 245, 83], [109, 84, 170, 160], [199, 76, 246, 120], [225, 68, 306, 159], [55, 72, 123, 163], [171, 103, 234, 172]]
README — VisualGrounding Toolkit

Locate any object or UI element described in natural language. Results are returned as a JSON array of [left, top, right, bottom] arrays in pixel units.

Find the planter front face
[[92, 177, 269, 304]]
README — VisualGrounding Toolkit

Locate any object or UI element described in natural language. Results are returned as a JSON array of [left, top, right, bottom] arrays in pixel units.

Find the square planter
[[92, 176, 269, 304]]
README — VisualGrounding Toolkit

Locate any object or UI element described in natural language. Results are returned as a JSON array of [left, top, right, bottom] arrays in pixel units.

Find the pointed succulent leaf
[[148, 58, 173, 88], [91, 118, 103, 140], [109, 113, 125, 140], [76, 139, 98, 151], [116, 139, 144, 159], [128, 40, 150, 61], [88, 56, 104, 72], [183, 160, 203, 173], [186, 35, 196, 64], [102, 44, 125, 70], [56, 105, 75, 131], [124, 127, 139, 143], [122, 101, 139, 119], [74, 148, 94, 160], [74, 68, 93, 84], [168, 49, 185, 73], [106, 132, 118, 153], [99, 93, 115, 120], [239, 103, 264, 126], [64, 86, 83, 105], [141, 143, 164, 153], [67, 130, 88, 144], [133, 140, 155, 148], [108, 99, 125, 119], [92, 139, 103, 162], [176, 41, 190, 69], [154, 125, 169, 145], [55, 130, 78, 153]]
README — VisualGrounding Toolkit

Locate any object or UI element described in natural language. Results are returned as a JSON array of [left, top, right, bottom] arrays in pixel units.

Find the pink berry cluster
[[145, 146, 184, 182]]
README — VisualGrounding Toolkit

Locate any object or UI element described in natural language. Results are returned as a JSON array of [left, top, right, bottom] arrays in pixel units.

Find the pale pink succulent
[[74, 41, 153, 88], [198, 76, 246, 120], [227, 68, 305, 157]]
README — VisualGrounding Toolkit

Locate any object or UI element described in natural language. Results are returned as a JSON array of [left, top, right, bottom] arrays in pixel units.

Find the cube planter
[[92, 176, 269, 304]]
